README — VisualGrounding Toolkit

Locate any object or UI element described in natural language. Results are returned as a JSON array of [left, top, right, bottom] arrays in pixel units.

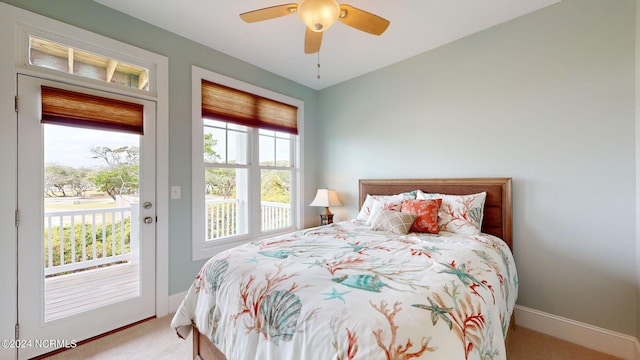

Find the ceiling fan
[[240, 0, 390, 54]]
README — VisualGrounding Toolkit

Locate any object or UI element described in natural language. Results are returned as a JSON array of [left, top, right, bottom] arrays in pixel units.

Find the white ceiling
[[95, 0, 560, 90]]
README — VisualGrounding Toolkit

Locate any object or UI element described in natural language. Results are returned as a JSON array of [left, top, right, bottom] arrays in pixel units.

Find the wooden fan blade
[[240, 4, 298, 23], [304, 28, 323, 54], [338, 4, 390, 35]]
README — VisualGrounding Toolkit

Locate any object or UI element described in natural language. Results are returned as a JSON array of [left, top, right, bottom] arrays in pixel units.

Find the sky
[[45, 122, 290, 169], [44, 124, 139, 168]]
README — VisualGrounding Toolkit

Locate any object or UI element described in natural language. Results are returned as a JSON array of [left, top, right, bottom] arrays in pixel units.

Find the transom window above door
[[28, 36, 150, 91]]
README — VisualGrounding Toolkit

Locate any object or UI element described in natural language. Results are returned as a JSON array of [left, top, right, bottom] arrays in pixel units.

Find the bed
[[172, 178, 517, 360]]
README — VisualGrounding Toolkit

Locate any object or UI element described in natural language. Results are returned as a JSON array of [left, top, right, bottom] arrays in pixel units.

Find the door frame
[[17, 75, 158, 359], [0, 4, 169, 359]]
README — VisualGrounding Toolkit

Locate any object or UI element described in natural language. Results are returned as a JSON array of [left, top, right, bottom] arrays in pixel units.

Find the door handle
[[144, 216, 154, 224]]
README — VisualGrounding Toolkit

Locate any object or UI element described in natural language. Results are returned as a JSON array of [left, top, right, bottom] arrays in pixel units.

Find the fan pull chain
[[317, 52, 321, 79]]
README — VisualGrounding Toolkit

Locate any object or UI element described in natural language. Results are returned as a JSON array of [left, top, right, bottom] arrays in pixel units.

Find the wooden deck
[[44, 263, 140, 322]]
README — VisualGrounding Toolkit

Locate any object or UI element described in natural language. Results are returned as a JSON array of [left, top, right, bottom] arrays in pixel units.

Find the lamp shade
[[309, 189, 342, 207], [297, 0, 341, 32]]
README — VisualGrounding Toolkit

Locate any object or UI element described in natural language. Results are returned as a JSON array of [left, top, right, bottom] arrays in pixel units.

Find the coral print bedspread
[[172, 220, 518, 360]]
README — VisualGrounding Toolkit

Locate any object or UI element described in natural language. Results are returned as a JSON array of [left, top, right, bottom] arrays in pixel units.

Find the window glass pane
[[259, 130, 290, 167], [259, 131, 274, 165], [227, 127, 248, 165], [203, 119, 225, 128], [43, 124, 141, 319], [259, 129, 275, 136], [275, 135, 291, 167], [205, 167, 248, 239], [203, 120, 248, 165], [203, 125, 226, 163], [228, 123, 246, 132], [29, 36, 149, 91], [261, 169, 291, 231]]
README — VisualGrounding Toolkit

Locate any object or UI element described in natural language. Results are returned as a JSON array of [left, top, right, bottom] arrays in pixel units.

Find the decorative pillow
[[438, 192, 487, 235], [356, 193, 414, 223], [365, 198, 404, 226], [401, 199, 442, 234], [369, 210, 418, 235], [415, 190, 441, 200], [400, 190, 418, 198], [355, 194, 376, 222]]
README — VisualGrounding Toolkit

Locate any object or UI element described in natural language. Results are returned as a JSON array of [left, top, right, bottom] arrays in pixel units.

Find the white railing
[[44, 204, 138, 277], [206, 199, 239, 240], [43, 200, 290, 276], [205, 199, 291, 239], [262, 201, 291, 231]]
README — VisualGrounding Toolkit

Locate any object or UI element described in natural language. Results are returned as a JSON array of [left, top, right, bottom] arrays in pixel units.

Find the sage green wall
[[0, 0, 320, 295], [318, 0, 637, 335], [4, 0, 638, 338], [636, 0, 640, 338]]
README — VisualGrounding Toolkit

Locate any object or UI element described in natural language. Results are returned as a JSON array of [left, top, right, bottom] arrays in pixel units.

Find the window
[[17, 25, 154, 94], [192, 67, 303, 260]]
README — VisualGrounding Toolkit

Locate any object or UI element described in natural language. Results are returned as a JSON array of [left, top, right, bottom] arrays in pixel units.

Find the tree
[[204, 133, 221, 162], [205, 168, 235, 198], [45, 164, 70, 197], [88, 146, 139, 201], [91, 146, 139, 166], [68, 167, 93, 198], [261, 169, 290, 203], [203, 133, 237, 198], [45, 164, 93, 198]]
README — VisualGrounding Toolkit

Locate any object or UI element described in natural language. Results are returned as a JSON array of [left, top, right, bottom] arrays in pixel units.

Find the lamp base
[[319, 213, 334, 225]]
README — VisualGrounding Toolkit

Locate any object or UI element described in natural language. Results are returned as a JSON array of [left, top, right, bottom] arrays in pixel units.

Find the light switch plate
[[171, 185, 181, 199]]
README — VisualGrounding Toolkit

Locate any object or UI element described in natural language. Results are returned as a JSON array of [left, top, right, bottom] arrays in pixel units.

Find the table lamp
[[309, 188, 342, 225]]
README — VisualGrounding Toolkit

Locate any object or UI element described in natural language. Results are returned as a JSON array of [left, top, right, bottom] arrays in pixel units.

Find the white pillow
[[356, 193, 414, 223], [369, 210, 417, 235], [417, 190, 487, 235], [365, 198, 404, 226], [355, 194, 376, 222], [415, 190, 441, 200]]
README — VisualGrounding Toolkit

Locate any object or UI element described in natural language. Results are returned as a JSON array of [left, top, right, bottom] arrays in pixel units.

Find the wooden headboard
[[359, 178, 512, 250]]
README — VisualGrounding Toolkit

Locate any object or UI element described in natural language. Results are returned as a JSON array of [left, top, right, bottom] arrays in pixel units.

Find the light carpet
[[41, 315, 622, 359], [41, 316, 190, 360]]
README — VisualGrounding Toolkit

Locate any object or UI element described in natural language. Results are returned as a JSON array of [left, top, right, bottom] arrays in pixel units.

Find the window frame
[[191, 66, 304, 260], [15, 24, 157, 97]]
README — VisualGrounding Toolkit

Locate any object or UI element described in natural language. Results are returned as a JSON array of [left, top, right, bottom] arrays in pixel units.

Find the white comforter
[[172, 220, 518, 360]]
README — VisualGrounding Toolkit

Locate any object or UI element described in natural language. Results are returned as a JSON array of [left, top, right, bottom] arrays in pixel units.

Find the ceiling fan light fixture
[[239, 1, 389, 55], [297, 0, 340, 32]]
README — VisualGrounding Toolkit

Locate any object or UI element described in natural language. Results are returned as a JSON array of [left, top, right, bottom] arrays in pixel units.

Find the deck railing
[[45, 201, 290, 276], [261, 201, 291, 231], [44, 204, 138, 277], [206, 199, 238, 240], [206, 199, 291, 239]]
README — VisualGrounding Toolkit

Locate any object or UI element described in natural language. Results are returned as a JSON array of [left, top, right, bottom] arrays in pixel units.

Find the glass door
[[17, 75, 156, 359]]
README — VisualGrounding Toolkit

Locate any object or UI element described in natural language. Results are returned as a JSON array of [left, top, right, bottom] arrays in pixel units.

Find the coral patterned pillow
[[401, 199, 442, 234], [365, 198, 404, 226], [438, 192, 487, 235], [356, 194, 413, 223]]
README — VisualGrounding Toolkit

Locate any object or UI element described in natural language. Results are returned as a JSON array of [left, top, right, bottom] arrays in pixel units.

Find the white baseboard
[[514, 305, 640, 360], [168, 291, 187, 314]]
